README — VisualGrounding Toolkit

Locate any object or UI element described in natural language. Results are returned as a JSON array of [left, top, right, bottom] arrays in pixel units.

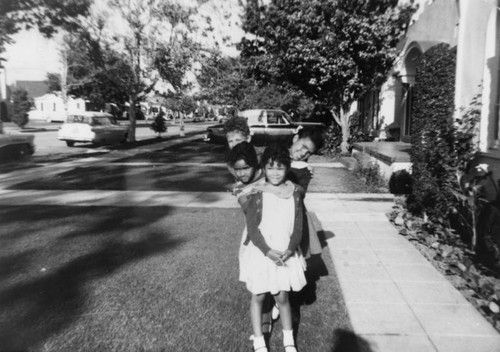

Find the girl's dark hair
[[227, 141, 259, 168], [296, 127, 324, 150], [261, 143, 291, 169], [223, 116, 250, 136]]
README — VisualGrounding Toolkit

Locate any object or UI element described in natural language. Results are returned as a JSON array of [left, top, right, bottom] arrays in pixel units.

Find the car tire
[[66, 141, 75, 147], [18, 144, 33, 158], [121, 133, 128, 144]]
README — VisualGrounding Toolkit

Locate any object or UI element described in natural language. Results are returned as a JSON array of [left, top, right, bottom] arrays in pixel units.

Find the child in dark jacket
[[238, 144, 306, 352]]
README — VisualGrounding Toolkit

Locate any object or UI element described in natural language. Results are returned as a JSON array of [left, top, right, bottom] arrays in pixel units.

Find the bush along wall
[[408, 43, 458, 222], [391, 43, 500, 330]]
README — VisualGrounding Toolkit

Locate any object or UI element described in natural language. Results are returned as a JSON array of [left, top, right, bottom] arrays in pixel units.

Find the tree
[[8, 88, 32, 128], [49, 1, 204, 142], [240, 0, 414, 152], [60, 27, 130, 112], [151, 110, 167, 136], [196, 50, 251, 106], [45, 73, 62, 92]]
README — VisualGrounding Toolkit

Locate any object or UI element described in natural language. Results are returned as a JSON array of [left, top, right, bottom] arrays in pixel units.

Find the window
[[68, 115, 91, 124], [268, 112, 278, 124]]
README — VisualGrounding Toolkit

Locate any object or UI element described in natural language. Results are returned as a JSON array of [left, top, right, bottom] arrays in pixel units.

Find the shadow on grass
[[8, 163, 233, 192], [108, 131, 203, 151], [0, 205, 181, 351], [7, 138, 233, 192], [330, 329, 375, 352], [0, 160, 43, 174], [112, 138, 227, 164]]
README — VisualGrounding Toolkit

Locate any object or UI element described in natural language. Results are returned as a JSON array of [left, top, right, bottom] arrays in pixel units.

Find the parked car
[[58, 112, 129, 147], [0, 131, 35, 161], [204, 109, 324, 145], [193, 115, 206, 122]]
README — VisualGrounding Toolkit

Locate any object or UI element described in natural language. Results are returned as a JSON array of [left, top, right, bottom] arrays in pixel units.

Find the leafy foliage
[[196, 52, 315, 119], [151, 110, 167, 136], [323, 111, 373, 155], [45, 73, 62, 92], [240, 0, 415, 151], [352, 156, 387, 193], [52, 0, 206, 141], [60, 31, 130, 111], [405, 44, 500, 269], [196, 51, 250, 106], [408, 44, 460, 221], [389, 169, 413, 195], [389, 200, 500, 331], [7, 88, 32, 128]]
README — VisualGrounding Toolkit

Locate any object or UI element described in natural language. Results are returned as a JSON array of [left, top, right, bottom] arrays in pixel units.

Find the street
[[6, 120, 214, 157]]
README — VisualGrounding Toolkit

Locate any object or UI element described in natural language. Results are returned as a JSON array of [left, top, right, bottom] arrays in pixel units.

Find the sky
[[3, 30, 63, 85], [3, 0, 245, 86]]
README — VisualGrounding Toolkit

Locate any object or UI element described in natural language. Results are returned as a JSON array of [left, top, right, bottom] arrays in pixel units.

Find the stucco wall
[[404, 0, 459, 50], [455, 0, 496, 110]]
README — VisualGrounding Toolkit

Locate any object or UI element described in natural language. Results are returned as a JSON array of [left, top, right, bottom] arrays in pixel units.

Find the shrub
[[323, 111, 373, 156], [8, 88, 32, 128], [408, 44, 458, 222], [389, 169, 413, 195], [352, 153, 387, 192], [151, 110, 167, 136]]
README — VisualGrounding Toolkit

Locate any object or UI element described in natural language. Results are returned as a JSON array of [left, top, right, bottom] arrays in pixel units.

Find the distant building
[[357, 0, 500, 198], [29, 92, 87, 122]]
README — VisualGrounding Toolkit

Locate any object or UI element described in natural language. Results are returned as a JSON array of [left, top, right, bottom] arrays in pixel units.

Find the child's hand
[[267, 249, 285, 266], [280, 250, 293, 262]]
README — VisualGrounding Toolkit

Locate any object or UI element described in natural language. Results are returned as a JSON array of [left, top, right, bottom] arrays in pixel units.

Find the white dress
[[239, 192, 307, 295]]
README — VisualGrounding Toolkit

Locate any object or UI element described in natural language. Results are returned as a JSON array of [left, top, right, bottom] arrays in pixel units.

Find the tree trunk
[[128, 95, 137, 142], [331, 106, 351, 154], [60, 47, 69, 122], [179, 111, 185, 137]]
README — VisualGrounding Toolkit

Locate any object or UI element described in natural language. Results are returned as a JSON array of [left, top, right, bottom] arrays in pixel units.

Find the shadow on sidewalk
[[330, 329, 375, 352]]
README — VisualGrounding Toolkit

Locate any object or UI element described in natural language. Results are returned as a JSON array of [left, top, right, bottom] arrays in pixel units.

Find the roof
[[12, 81, 49, 98], [67, 111, 113, 118]]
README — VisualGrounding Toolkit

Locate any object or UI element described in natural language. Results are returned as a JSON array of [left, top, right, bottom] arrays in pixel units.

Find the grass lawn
[[0, 205, 352, 352]]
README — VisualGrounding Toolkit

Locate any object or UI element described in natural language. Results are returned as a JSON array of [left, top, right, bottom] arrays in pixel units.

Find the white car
[[58, 112, 129, 147]]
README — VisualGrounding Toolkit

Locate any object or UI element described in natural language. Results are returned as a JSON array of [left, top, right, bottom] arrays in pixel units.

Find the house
[[29, 92, 88, 122], [10, 80, 49, 100], [354, 0, 500, 200]]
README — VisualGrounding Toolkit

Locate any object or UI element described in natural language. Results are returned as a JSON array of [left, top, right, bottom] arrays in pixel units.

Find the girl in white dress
[[238, 144, 307, 352]]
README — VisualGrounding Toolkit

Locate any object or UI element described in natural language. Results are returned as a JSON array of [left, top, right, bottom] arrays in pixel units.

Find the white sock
[[283, 329, 294, 346], [253, 335, 266, 350]]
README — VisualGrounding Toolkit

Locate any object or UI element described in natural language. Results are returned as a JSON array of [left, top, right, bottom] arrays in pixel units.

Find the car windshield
[[266, 111, 290, 124], [91, 117, 115, 126], [67, 115, 116, 125], [68, 115, 92, 124]]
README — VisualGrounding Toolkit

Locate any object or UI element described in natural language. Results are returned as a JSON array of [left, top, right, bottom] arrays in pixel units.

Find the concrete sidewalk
[[307, 194, 500, 352], [1, 186, 499, 351]]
